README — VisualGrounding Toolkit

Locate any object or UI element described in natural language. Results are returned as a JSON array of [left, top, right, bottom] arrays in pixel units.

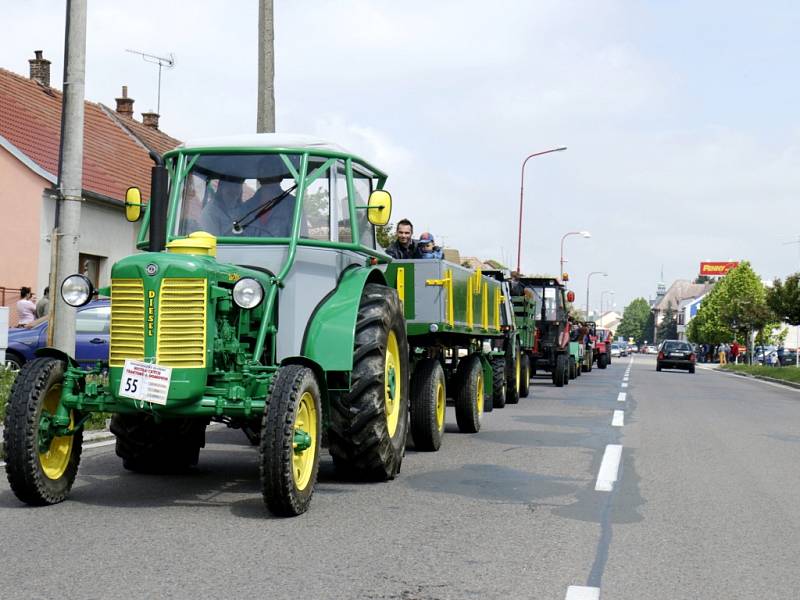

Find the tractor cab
[[519, 276, 572, 387]]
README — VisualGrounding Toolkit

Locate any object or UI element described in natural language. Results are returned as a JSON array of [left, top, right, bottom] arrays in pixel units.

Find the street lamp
[[600, 290, 615, 319], [586, 271, 607, 319], [516, 146, 568, 273], [560, 230, 591, 279]]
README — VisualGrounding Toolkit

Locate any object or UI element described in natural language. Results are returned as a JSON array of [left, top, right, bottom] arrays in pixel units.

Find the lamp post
[[600, 290, 615, 321], [559, 230, 591, 279], [586, 271, 607, 319], [516, 146, 568, 273]]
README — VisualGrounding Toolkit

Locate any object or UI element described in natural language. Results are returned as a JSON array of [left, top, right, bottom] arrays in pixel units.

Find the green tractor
[[3, 135, 411, 517]]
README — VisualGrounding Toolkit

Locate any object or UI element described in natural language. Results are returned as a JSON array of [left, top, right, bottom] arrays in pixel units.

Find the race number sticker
[[119, 359, 172, 406]]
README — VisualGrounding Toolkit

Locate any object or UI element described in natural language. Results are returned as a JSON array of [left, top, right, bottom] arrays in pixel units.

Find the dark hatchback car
[[657, 340, 696, 373], [5, 300, 110, 371]]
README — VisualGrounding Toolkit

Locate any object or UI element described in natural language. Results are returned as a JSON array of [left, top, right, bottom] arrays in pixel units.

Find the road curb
[[716, 368, 800, 390]]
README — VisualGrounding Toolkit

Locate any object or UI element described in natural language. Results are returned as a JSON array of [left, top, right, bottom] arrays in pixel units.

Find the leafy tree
[[766, 273, 800, 326], [375, 222, 394, 249], [616, 297, 651, 344], [657, 303, 678, 341]]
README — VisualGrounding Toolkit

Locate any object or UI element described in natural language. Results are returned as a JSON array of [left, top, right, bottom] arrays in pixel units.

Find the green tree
[[375, 222, 394, 249], [766, 273, 800, 326], [616, 297, 651, 343], [657, 303, 678, 341]]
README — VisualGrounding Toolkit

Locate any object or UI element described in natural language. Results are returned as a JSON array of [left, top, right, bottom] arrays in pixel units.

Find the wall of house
[[0, 147, 47, 325], [39, 192, 140, 294]]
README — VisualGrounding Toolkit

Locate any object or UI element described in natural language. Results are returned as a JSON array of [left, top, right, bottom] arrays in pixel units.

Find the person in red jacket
[[731, 341, 740, 364]]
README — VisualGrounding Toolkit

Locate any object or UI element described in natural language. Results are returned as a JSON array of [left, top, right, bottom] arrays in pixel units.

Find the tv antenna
[[125, 49, 175, 115]]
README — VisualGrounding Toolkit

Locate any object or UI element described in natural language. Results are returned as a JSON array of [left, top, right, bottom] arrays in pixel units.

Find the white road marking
[[83, 439, 116, 450], [565, 585, 600, 599], [623, 376, 629, 381], [621, 382, 628, 388], [595, 444, 622, 491], [617, 392, 626, 402], [612, 410, 624, 427]]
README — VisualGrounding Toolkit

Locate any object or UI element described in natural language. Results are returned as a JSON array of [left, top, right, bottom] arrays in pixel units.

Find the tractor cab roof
[[520, 276, 564, 289], [179, 133, 349, 153]]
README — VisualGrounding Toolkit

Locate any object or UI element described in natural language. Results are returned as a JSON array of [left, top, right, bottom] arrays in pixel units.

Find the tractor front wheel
[[569, 357, 578, 380], [329, 284, 409, 480], [597, 353, 608, 369], [3, 358, 83, 505], [261, 365, 321, 516], [410, 358, 446, 451]]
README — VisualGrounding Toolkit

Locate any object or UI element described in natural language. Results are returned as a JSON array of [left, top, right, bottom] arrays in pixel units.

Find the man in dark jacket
[[385, 219, 420, 259]]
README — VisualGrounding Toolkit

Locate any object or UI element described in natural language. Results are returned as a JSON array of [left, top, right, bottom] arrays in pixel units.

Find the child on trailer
[[418, 232, 443, 259]]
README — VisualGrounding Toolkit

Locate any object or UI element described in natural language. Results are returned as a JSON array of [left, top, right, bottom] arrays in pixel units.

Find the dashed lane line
[[612, 410, 624, 427], [617, 392, 626, 402], [565, 585, 600, 600], [595, 444, 623, 492], [621, 382, 628, 388]]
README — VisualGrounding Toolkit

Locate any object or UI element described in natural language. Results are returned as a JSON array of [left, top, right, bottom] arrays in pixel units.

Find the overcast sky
[[3, 1, 799, 312]]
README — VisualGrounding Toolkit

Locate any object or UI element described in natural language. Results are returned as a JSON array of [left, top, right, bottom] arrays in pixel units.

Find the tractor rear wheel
[[519, 353, 531, 398], [261, 365, 321, 516], [569, 357, 578, 380], [329, 284, 409, 480], [454, 354, 484, 433], [3, 358, 83, 505], [553, 355, 567, 387], [597, 353, 608, 369], [490, 357, 507, 409], [111, 414, 207, 473], [410, 358, 446, 451]]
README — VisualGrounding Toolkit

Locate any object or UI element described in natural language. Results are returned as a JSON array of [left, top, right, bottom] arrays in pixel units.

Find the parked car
[[5, 299, 110, 371], [628, 344, 639, 354], [779, 350, 799, 366], [657, 340, 696, 373]]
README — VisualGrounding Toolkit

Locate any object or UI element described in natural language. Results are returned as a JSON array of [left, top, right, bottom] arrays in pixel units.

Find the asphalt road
[[1, 355, 798, 599]]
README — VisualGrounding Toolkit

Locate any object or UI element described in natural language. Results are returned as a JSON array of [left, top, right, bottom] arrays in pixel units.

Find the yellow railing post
[[482, 281, 489, 331], [396, 267, 405, 307]]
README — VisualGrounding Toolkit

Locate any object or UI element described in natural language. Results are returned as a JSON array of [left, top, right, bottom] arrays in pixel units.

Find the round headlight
[[61, 274, 94, 307], [232, 277, 264, 309]]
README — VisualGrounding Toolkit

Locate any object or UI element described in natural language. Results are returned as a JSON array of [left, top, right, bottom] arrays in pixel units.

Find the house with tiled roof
[[0, 51, 181, 324]]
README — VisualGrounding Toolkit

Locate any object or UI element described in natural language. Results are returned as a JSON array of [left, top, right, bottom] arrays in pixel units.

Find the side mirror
[[566, 290, 576, 303], [125, 187, 143, 222], [367, 190, 392, 226]]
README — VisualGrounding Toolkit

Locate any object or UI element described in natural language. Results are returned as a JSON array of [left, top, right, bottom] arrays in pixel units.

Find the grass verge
[[722, 364, 800, 384]]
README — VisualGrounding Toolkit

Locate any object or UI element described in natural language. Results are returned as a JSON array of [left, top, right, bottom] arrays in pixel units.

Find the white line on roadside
[[565, 586, 600, 600], [612, 410, 624, 427], [617, 392, 626, 402], [621, 382, 628, 388], [595, 444, 622, 491]]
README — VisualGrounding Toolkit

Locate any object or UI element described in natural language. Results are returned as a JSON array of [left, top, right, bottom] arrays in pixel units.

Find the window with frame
[[302, 160, 331, 241], [352, 170, 375, 248]]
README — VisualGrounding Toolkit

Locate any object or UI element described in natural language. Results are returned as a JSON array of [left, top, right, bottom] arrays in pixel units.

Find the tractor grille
[[109, 279, 145, 367], [156, 278, 207, 368]]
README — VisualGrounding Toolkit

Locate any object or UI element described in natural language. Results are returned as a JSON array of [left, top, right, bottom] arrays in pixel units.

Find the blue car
[[5, 299, 110, 371]]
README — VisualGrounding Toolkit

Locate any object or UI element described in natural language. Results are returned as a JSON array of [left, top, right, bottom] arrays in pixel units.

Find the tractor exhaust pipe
[[148, 150, 169, 253]]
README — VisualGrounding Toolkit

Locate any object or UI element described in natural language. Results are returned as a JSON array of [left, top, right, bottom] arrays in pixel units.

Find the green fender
[[301, 266, 387, 372]]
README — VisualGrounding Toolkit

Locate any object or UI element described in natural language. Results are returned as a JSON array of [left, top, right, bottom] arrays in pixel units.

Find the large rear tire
[[505, 343, 521, 405], [569, 357, 578, 380], [3, 358, 83, 505], [111, 414, 207, 473], [519, 353, 531, 398], [490, 357, 507, 409], [597, 353, 608, 369], [454, 354, 484, 433], [410, 358, 446, 452], [553, 354, 567, 387], [328, 284, 409, 480], [261, 365, 321, 517]]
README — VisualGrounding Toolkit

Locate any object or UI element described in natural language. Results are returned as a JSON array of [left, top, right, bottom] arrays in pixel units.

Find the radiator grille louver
[[109, 279, 145, 367], [156, 278, 207, 368]]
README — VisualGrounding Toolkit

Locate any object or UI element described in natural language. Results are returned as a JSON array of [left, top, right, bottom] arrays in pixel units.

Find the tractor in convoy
[[3, 134, 524, 517]]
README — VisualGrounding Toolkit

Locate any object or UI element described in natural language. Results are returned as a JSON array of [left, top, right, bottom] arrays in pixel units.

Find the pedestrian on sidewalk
[[778, 345, 785, 367], [16, 286, 36, 327], [718, 343, 727, 365], [731, 340, 740, 364]]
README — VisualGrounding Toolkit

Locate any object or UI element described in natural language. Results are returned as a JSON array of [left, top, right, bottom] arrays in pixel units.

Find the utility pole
[[257, 0, 276, 133], [52, 0, 87, 353]]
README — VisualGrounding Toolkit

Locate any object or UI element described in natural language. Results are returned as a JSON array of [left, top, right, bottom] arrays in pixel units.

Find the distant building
[[0, 51, 180, 324], [652, 280, 714, 343], [597, 310, 622, 333]]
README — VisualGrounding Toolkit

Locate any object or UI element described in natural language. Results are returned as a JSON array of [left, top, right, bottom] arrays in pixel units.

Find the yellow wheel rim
[[515, 352, 521, 391], [293, 391, 317, 492], [476, 371, 484, 414], [384, 330, 401, 437], [435, 381, 445, 431], [38, 384, 73, 480]]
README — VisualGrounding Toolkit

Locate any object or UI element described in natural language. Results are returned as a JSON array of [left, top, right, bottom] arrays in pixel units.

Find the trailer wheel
[[261, 365, 321, 516], [410, 358, 446, 451], [329, 284, 409, 480], [111, 414, 207, 473], [3, 358, 83, 506], [569, 357, 578, 380], [454, 354, 483, 433], [519, 353, 531, 398], [505, 343, 521, 405], [553, 354, 567, 387], [490, 357, 507, 409], [597, 353, 608, 369]]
